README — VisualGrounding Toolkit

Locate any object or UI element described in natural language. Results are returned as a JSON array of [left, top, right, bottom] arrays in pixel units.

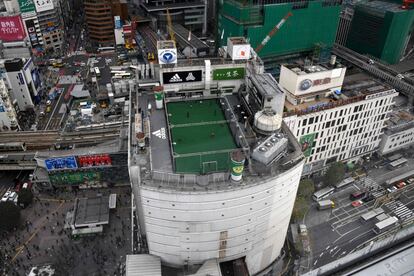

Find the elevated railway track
[[333, 44, 414, 100]]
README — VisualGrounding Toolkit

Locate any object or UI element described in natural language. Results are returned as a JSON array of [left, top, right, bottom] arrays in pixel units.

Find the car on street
[[395, 181, 406, 189], [362, 194, 375, 203], [351, 200, 363, 207], [350, 190, 367, 200], [46, 100, 52, 106], [386, 186, 398, 193], [407, 178, 414, 184]]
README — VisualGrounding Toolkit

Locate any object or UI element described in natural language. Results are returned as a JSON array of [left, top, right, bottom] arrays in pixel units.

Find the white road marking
[[319, 252, 324, 257], [314, 260, 318, 266], [331, 247, 342, 257]]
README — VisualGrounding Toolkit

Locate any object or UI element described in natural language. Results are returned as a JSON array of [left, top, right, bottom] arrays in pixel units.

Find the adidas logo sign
[[169, 74, 182, 83], [152, 128, 166, 139], [186, 73, 196, 81]]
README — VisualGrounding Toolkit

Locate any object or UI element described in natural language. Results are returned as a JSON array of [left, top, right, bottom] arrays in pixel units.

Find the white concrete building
[[0, 79, 19, 131], [378, 110, 414, 155], [130, 42, 304, 275], [4, 57, 39, 110], [280, 62, 398, 174], [278, 61, 346, 106]]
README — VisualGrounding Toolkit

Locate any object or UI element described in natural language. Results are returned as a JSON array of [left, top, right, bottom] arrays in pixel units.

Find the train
[[0, 142, 27, 152]]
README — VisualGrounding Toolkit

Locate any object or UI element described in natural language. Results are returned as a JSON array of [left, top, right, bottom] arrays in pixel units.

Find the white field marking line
[[353, 184, 360, 191]]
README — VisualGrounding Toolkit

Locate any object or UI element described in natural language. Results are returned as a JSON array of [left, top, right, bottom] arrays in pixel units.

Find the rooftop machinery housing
[[130, 37, 305, 275]]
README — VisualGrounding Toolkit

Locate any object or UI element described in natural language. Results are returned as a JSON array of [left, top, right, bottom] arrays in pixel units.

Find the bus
[[317, 200, 335, 210], [110, 70, 127, 75], [385, 171, 414, 186], [388, 158, 407, 170], [335, 177, 355, 190], [374, 216, 398, 234], [387, 153, 403, 162], [98, 46, 115, 53], [360, 208, 384, 222], [312, 186, 335, 201], [94, 67, 100, 77], [113, 73, 131, 79]]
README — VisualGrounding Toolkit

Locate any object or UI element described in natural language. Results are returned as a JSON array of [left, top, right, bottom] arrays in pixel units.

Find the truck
[[317, 199, 335, 210]]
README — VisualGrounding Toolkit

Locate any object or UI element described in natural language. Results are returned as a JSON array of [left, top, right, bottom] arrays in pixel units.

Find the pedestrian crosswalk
[[371, 189, 387, 198], [384, 200, 414, 221]]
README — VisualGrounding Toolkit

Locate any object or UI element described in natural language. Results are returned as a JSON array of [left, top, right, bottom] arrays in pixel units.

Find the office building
[[4, 58, 40, 111], [0, 79, 19, 131], [281, 61, 398, 174], [84, 0, 128, 46], [378, 109, 414, 155], [130, 39, 304, 275], [139, 0, 207, 35], [218, 0, 341, 60], [335, 7, 354, 46], [346, 0, 414, 64]]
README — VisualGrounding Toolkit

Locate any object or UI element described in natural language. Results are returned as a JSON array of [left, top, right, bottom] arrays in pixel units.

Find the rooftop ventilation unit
[[252, 133, 288, 165]]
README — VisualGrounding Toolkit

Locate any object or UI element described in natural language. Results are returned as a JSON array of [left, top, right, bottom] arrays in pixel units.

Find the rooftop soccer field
[[167, 99, 237, 174]]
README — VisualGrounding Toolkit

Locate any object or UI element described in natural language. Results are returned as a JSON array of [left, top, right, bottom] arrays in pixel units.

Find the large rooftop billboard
[[0, 16, 26, 42]]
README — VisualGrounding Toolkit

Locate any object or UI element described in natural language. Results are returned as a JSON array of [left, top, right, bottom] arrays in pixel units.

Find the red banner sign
[[0, 15, 26, 42]]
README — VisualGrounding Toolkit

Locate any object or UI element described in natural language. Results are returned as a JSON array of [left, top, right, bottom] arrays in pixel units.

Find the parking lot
[[303, 155, 414, 270], [1, 186, 132, 275]]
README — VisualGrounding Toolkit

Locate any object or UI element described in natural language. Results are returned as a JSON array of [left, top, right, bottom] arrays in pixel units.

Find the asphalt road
[[304, 157, 414, 270]]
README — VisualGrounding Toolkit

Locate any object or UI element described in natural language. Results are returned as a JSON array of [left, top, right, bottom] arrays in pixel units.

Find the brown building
[[84, 0, 128, 46]]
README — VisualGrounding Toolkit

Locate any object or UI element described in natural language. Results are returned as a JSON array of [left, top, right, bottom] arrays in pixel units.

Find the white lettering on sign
[[152, 128, 166, 139]]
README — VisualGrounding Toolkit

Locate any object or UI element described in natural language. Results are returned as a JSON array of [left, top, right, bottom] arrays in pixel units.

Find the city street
[[1, 186, 132, 275], [303, 156, 414, 271]]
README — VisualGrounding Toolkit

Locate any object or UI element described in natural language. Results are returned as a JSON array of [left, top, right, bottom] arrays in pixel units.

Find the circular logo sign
[[299, 79, 313, 91], [232, 165, 244, 174], [159, 49, 177, 64]]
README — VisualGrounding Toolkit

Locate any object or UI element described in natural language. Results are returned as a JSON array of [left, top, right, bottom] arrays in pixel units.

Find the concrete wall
[[138, 161, 304, 275], [279, 65, 346, 97], [379, 125, 414, 155], [284, 90, 397, 174]]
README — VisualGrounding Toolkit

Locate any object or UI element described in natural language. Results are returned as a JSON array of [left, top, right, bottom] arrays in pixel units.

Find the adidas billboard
[[163, 70, 202, 84]]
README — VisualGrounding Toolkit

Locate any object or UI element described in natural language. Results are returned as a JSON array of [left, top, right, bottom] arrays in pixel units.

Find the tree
[[17, 189, 34, 208], [324, 162, 346, 186], [292, 197, 308, 222], [297, 179, 315, 200], [0, 202, 21, 231]]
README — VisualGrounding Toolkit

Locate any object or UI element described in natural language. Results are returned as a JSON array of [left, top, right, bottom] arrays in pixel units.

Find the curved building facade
[[137, 161, 303, 274], [130, 41, 304, 275]]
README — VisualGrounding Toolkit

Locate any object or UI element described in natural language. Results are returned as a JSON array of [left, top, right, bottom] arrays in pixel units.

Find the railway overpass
[[333, 44, 414, 104], [0, 127, 125, 170]]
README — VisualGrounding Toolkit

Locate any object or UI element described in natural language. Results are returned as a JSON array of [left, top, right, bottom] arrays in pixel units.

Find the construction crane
[[254, 12, 293, 54], [166, 9, 176, 45]]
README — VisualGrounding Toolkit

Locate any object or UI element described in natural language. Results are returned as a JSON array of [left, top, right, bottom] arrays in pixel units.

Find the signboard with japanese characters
[[0, 16, 26, 42], [24, 18, 40, 48], [18, 0, 36, 15], [212, 68, 245, 81], [45, 156, 78, 171], [34, 0, 54, 13]]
